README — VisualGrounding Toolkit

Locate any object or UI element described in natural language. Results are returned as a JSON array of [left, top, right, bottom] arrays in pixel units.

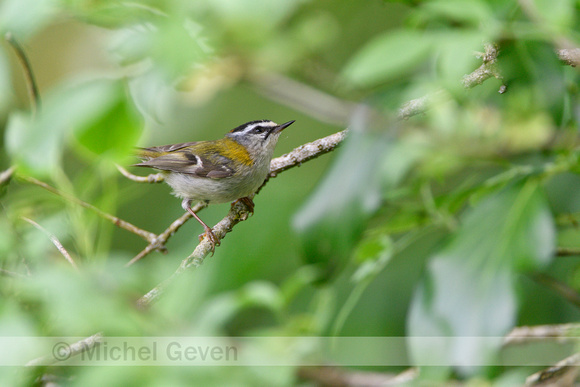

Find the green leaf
[[408, 181, 555, 375], [380, 138, 426, 188], [18, 262, 145, 335], [151, 18, 213, 78], [352, 232, 393, 283], [354, 232, 393, 264], [5, 79, 128, 175], [418, 0, 493, 27], [109, 17, 213, 78], [75, 91, 142, 160], [342, 30, 432, 87], [238, 281, 283, 313]]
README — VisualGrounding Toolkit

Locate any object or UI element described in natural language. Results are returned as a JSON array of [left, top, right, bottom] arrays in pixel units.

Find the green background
[[1, 0, 580, 385]]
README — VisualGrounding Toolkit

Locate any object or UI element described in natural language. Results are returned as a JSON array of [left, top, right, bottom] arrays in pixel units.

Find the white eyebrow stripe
[[243, 122, 276, 132]]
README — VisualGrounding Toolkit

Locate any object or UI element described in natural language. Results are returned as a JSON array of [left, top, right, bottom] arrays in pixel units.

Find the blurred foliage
[[1, 0, 580, 385]]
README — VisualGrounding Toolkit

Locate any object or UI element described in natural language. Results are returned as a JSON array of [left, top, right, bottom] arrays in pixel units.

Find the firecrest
[[135, 119, 295, 249]]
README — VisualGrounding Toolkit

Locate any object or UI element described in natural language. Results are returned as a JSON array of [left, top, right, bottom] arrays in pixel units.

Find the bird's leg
[[182, 199, 220, 251], [231, 196, 255, 214]]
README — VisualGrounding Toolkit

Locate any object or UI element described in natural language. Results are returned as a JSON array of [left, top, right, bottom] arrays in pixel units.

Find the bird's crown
[[229, 120, 278, 136]]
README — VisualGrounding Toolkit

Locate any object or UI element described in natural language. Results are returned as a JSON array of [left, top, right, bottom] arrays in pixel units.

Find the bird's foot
[[232, 197, 255, 214], [198, 227, 220, 254]]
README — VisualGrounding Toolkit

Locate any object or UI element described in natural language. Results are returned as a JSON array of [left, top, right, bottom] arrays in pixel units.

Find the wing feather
[[134, 142, 235, 179]]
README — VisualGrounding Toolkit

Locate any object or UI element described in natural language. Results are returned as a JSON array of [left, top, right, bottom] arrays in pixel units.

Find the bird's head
[[226, 120, 295, 157]]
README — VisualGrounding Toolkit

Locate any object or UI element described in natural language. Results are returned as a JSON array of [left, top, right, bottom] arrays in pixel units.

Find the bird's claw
[[232, 197, 255, 214], [198, 229, 220, 254]]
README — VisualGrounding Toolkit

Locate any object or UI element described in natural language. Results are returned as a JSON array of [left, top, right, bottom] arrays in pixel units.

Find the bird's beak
[[273, 120, 295, 134]]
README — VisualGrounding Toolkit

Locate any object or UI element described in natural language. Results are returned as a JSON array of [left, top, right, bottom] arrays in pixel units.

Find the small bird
[[135, 119, 295, 249]]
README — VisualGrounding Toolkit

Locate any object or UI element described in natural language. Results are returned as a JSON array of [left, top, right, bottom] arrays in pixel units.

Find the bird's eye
[[253, 127, 265, 134]]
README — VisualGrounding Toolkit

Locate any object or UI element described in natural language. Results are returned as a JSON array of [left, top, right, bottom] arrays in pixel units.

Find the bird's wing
[[134, 142, 235, 179], [136, 142, 199, 159]]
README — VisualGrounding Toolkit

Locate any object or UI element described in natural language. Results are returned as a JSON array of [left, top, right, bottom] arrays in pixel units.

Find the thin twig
[[556, 247, 580, 257], [181, 199, 252, 267], [0, 166, 15, 185], [137, 199, 251, 307], [461, 43, 503, 89], [399, 43, 505, 119], [22, 217, 78, 270], [531, 273, 580, 309], [116, 165, 165, 183], [524, 353, 580, 386], [26, 333, 104, 367], [504, 323, 580, 346], [125, 203, 205, 266], [268, 130, 348, 178], [137, 268, 183, 308], [5, 32, 40, 115], [22, 176, 158, 244], [398, 90, 446, 120]]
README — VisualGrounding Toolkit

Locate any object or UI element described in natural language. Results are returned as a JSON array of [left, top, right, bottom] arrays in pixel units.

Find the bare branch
[[524, 353, 580, 386], [398, 91, 444, 121], [137, 268, 181, 308], [22, 176, 158, 244], [557, 48, 580, 67], [5, 33, 40, 115], [182, 199, 252, 267], [269, 130, 348, 177], [22, 217, 78, 270], [137, 199, 251, 307], [462, 43, 503, 89], [504, 323, 580, 346]]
